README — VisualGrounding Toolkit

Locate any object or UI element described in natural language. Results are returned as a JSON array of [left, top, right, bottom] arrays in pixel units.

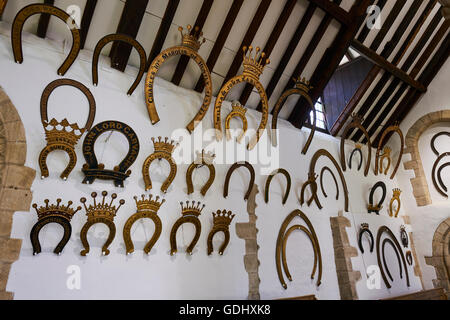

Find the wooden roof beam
[[37, 0, 55, 39], [307, 0, 351, 26], [80, 0, 98, 49]]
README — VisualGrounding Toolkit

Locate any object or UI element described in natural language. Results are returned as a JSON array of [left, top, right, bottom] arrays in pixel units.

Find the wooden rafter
[[80, 0, 98, 49], [307, 0, 351, 26], [194, 0, 244, 93], [37, 0, 55, 39], [287, 0, 373, 128], [171, 0, 214, 86], [220, 0, 272, 88], [356, 0, 388, 43], [109, 0, 149, 72], [238, 0, 297, 105]]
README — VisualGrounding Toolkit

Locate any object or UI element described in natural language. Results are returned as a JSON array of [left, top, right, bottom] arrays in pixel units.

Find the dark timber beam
[[221, 0, 272, 88], [350, 40, 426, 92], [171, 0, 214, 86], [238, 0, 297, 105], [288, 0, 373, 128], [37, 0, 55, 38], [80, 0, 98, 49], [110, 0, 149, 72], [147, 0, 180, 68], [307, 0, 351, 26], [356, 0, 388, 43], [194, 0, 244, 93]]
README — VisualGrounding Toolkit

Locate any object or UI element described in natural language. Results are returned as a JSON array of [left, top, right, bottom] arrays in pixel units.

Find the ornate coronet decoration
[[264, 168, 291, 205], [389, 188, 402, 217], [376, 226, 410, 289], [79, 191, 125, 256], [170, 201, 205, 255], [92, 33, 147, 96], [276, 210, 322, 289], [340, 113, 371, 177], [358, 223, 374, 254], [400, 225, 409, 248], [271, 75, 316, 155], [214, 46, 270, 150], [368, 181, 387, 215], [39, 79, 96, 181], [145, 25, 212, 133], [379, 147, 392, 175], [82, 121, 140, 188], [123, 194, 165, 255], [225, 101, 248, 143], [143, 136, 179, 193], [375, 124, 404, 179], [207, 210, 235, 255], [223, 161, 256, 201], [186, 150, 216, 196], [179, 25, 206, 51], [30, 199, 81, 255], [11, 4, 81, 76]]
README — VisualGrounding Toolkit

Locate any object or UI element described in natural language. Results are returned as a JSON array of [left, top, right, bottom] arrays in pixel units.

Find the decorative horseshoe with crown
[[389, 188, 402, 218], [81, 121, 140, 188], [79, 191, 125, 256], [207, 209, 235, 256], [379, 147, 392, 175], [92, 33, 147, 96], [375, 123, 404, 179], [223, 161, 255, 201], [38, 79, 96, 181], [358, 223, 374, 254], [123, 194, 165, 255], [186, 150, 216, 196], [225, 101, 248, 143], [170, 201, 205, 256], [11, 4, 81, 76], [142, 137, 179, 193], [30, 199, 81, 255], [214, 46, 270, 150], [368, 181, 386, 215], [145, 25, 212, 133], [271, 76, 316, 155]]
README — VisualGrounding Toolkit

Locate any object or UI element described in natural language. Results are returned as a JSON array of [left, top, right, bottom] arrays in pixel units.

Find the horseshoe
[[375, 124, 404, 179], [358, 223, 374, 254], [437, 162, 450, 196], [123, 195, 165, 255], [400, 226, 409, 248], [431, 152, 450, 198], [186, 150, 215, 196], [300, 173, 320, 208], [320, 166, 339, 200], [225, 101, 248, 143], [430, 132, 450, 156], [223, 161, 255, 201], [340, 114, 371, 176], [368, 181, 386, 215], [376, 225, 410, 289], [145, 25, 212, 133], [264, 168, 291, 205], [11, 4, 81, 75], [382, 238, 403, 282], [92, 33, 146, 96], [214, 46, 270, 150], [170, 201, 204, 255], [348, 146, 363, 171], [271, 77, 316, 155], [207, 210, 235, 255], [389, 189, 402, 218], [406, 251, 413, 266]]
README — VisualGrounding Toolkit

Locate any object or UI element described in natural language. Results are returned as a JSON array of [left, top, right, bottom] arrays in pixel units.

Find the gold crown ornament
[[178, 25, 206, 52], [134, 194, 165, 213], [151, 136, 178, 155], [33, 198, 81, 221], [242, 46, 270, 79], [43, 118, 85, 147], [212, 210, 235, 228], [207, 210, 235, 256], [361, 223, 369, 230], [293, 76, 313, 93], [180, 200, 205, 217]]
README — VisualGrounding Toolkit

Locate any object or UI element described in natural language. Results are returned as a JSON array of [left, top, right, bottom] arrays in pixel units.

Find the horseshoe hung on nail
[[225, 101, 248, 144], [300, 173, 320, 208], [320, 166, 339, 200], [207, 210, 235, 256], [432, 152, 450, 198], [358, 223, 374, 254], [264, 168, 291, 205], [375, 123, 404, 179], [348, 144, 363, 171], [368, 181, 387, 215], [186, 150, 216, 197], [223, 161, 255, 201]]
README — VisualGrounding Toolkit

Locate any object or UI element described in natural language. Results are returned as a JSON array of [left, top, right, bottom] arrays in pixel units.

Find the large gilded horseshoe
[[382, 238, 403, 282], [92, 33, 147, 96], [142, 152, 177, 193], [375, 124, 404, 179], [170, 216, 202, 256], [186, 163, 215, 196], [430, 132, 450, 156], [281, 225, 318, 282], [123, 212, 162, 255], [11, 4, 81, 76], [145, 47, 212, 133], [275, 210, 322, 289], [389, 189, 402, 218], [271, 83, 316, 154], [223, 162, 255, 201], [309, 149, 349, 212], [376, 226, 410, 289], [264, 168, 291, 205], [80, 218, 116, 256], [320, 166, 339, 200], [340, 114, 371, 176], [30, 216, 72, 255]]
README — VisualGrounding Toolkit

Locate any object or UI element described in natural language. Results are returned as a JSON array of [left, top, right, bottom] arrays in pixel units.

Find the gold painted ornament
[[11, 3, 81, 76], [145, 25, 212, 133], [30, 199, 81, 255], [79, 191, 125, 256], [375, 123, 404, 179], [214, 46, 270, 150], [225, 101, 248, 143], [389, 188, 402, 218], [123, 194, 165, 255], [207, 210, 235, 255], [170, 201, 205, 255], [186, 150, 216, 196], [142, 137, 179, 193], [379, 147, 392, 175], [39, 79, 96, 181]]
